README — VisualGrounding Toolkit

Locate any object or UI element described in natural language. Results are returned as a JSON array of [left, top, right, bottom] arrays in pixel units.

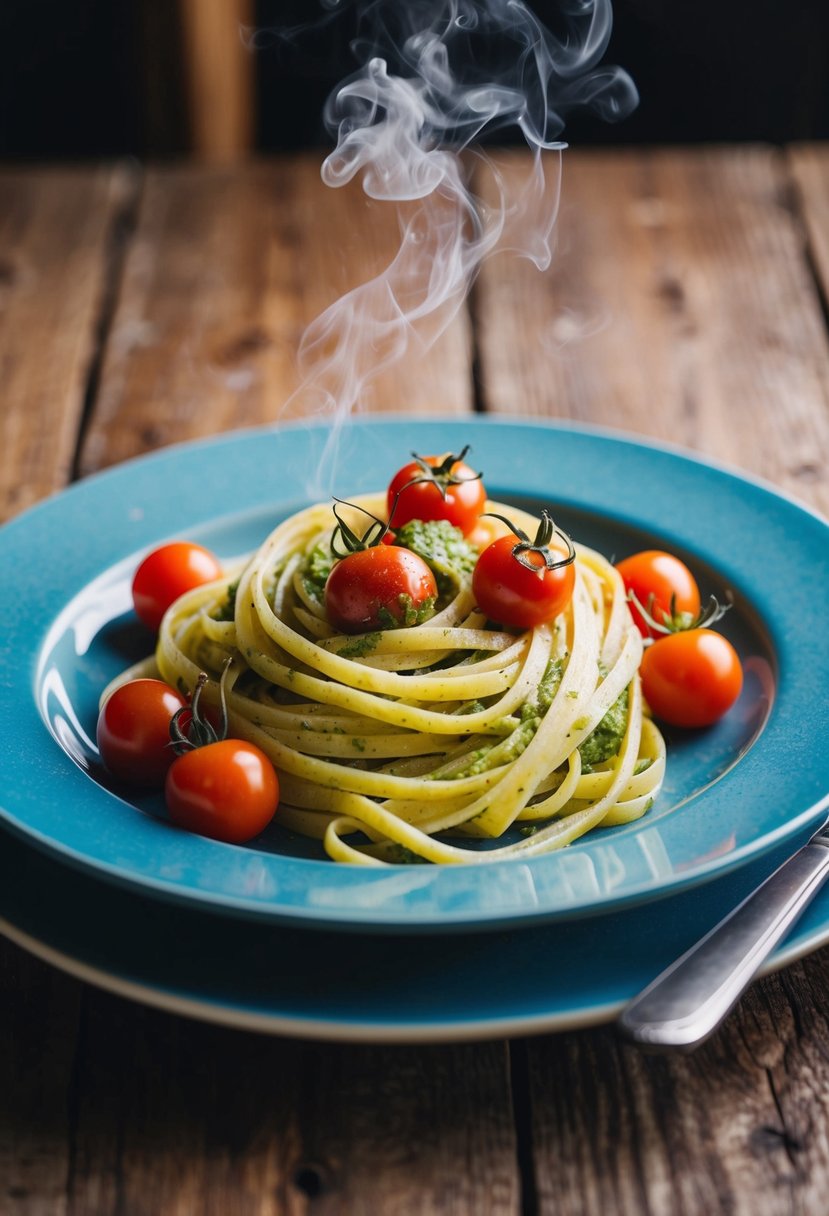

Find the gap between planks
[[70, 166, 144, 482]]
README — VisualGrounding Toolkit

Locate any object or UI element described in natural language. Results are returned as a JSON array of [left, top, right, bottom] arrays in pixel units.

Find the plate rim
[[4, 413, 829, 930], [6, 411, 828, 541], [1, 916, 815, 1044], [1, 818, 825, 1044]]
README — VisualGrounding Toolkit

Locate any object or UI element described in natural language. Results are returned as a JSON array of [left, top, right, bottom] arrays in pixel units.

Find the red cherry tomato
[[97, 679, 187, 786], [472, 536, 575, 629], [132, 542, 223, 631], [165, 740, 279, 844], [387, 452, 486, 536], [325, 546, 438, 634], [615, 550, 701, 638], [640, 629, 743, 728]]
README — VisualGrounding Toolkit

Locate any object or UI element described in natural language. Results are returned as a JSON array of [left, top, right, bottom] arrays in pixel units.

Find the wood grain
[[0, 943, 83, 1215], [789, 144, 829, 319], [78, 156, 472, 476], [474, 147, 829, 514], [0, 165, 138, 522], [62, 997, 518, 1216], [521, 953, 829, 1216], [288, 1042, 518, 1214]]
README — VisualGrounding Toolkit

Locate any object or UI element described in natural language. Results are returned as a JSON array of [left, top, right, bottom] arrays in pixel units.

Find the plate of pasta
[[3, 416, 829, 931]]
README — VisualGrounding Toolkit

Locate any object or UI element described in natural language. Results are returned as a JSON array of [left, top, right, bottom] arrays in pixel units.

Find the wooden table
[[3, 147, 829, 1214]]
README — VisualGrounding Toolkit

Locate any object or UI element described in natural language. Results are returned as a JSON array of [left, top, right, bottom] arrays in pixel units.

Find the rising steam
[[280, 0, 636, 490]]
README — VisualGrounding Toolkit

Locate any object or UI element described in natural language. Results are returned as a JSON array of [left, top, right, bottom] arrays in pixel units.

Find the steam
[[280, 0, 636, 492]]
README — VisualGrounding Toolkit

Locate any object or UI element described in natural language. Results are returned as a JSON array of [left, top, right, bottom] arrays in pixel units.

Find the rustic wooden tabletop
[[3, 146, 829, 1215]]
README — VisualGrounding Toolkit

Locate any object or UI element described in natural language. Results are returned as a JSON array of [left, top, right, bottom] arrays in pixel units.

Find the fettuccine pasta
[[154, 495, 665, 864]]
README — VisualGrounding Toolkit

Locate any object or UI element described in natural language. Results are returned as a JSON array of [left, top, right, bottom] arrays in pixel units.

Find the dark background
[[2, 0, 828, 161]]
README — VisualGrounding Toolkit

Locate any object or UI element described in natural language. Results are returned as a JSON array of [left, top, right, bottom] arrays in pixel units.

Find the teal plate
[[2, 416, 829, 931], [0, 820, 825, 1041]]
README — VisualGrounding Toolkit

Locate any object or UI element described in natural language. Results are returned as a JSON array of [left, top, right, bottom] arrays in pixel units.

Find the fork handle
[[617, 836, 829, 1050]]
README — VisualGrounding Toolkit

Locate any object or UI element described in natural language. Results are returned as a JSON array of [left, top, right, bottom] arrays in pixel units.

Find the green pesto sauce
[[442, 661, 629, 780], [336, 631, 382, 659], [301, 543, 335, 603], [376, 593, 436, 630], [444, 717, 539, 781], [443, 660, 566, 780], [386, 844, 428, 865], [394, 519, 478, 595], [520, 659, 563, 722], [579, 687, 629, 766], [212, 577, 239, 622]]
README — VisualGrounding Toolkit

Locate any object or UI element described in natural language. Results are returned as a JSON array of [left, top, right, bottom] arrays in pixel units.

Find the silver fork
[[618, 813, 829, 1050]]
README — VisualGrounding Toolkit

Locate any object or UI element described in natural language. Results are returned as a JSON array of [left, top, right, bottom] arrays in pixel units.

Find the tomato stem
[[330, 498, 394, 558], [484, 510, 576, 574], [169, 659, 231, 753], [628, 588, 731, 641], [406, 445, 483, 501]]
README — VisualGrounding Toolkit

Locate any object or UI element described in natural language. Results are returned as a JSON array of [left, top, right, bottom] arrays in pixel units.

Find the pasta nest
[[155, 495, 665, 865]]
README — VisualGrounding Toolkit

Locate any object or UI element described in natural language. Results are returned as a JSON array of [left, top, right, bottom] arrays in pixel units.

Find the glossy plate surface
[[2, 416, 829, 930]]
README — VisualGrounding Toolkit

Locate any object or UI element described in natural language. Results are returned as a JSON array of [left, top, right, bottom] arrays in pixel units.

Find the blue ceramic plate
[[3, 416, 829, 931], [0, 820, 825, 1040]]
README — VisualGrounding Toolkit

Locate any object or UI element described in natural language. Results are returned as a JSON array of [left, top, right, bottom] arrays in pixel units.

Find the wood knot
[[656, 275, 686, 312], [292, 1161, 331, 1198], [139, 424, 164, 449], [791, 461, 821, 482], [215, 327, 272, 366], [751, 1123, 807, 1158]]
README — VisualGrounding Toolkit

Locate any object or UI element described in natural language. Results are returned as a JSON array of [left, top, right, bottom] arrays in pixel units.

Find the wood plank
[[0, 167, 133, 1213], [0, 165, 138, 521], [0, 941, 83, 1216], [0, 164, 133, 1210], [65, 996, 518, 1215], [523, 952, 829, 1216], [474, 147, 829, 515], [288, 1041, 519, 1214], [789, 144, 829, 317], [79, 156, 473, 476]]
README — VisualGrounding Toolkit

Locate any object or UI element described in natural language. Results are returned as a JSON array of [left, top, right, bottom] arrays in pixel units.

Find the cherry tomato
[[325, 546, 438, 634], [132, 541, 223, 631], [616, 550, 701, 638], [472, 537, 575, 629], [165, 740, 279, 844], [387, 451, 486, 536], [640, 629, 743, 728], [97, 679, 187, 786]]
